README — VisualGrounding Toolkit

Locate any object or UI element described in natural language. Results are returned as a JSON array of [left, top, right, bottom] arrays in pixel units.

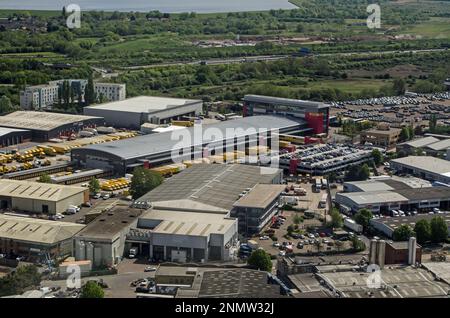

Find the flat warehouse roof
[[75, 115, 301, 161], [233, 184, 285, 209], [0, 214, 84, 245], [371, 214, 450, 230], [140, 164, 281, 212], [398, 137, 439, 148], [391, 156, 450, 175], [337, 191, 408, 205], [76, 204, 143, 240], [0, 111, 103, 131], [84, 96, 201, 114], [0, 180, 86, 202], [141, 209, 235, 237], [244, 94, 330, 110]]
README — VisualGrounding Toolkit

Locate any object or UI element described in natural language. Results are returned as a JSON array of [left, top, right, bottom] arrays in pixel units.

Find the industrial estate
[[0, 0, 449, 303]]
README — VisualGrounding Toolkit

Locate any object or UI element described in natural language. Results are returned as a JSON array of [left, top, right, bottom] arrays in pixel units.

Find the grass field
[[404, 17, 450, 39], [306, 79, 389, 93]]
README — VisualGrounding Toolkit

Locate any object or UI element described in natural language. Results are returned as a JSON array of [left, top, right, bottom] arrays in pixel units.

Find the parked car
[[93, 193, 101, 199], [259, 236, 270, 240], [144, 266, 157, 272], [273, 242, 280, 247]]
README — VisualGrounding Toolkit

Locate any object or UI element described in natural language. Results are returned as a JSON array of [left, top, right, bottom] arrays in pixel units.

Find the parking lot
[[331, 91, 450, 127], [254, 180, 352, 257]]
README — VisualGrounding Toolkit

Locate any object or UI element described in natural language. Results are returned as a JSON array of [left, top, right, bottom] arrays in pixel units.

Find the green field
[[404, 17, 450, 38]]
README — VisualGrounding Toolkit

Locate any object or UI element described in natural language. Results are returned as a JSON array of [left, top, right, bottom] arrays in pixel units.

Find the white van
[[66, 207, 78, 215]]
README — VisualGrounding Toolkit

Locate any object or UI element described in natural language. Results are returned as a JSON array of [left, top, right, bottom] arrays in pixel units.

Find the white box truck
[[344, 218, 363, 233]]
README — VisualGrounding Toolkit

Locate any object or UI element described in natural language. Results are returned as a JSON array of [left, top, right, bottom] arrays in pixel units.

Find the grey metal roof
[[243, 94, 330, 110], [426, 139, 450, 151], [391, 156, 450, 175], [0, 111, 102, 131], [84, 96, 201, 114], [0, 127, 29, 137], [139, 164, 281, 212], [75, 116, 302, 161], [398, 137, 439, 149]]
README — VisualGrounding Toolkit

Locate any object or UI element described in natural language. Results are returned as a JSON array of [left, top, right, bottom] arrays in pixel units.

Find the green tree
[[371, 149, 383, 166], [85, 75, 96, 106], [129, 167, 164, 199], [350, 236, 365, 252], [399, 127, 410, 142], [345, 164, 369, 181], [430, 216, 448, 243], [329, 208, 343, 228], [414, 219, 431, 244], [393, 224, 415, 241], [393, 78, 406, 95], [354, 208, 373, 230], [88, 177, 100, 194], [0, 95, 14, 114], [80, 281, 104, 298], [429, 114, 437, 133], [247, 249, 272, 272], [38, 173, 52, 183], [0, 265, 41, 297], [293, 214, 303, 225]]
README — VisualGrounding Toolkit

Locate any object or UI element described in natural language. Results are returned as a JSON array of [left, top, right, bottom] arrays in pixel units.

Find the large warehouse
[[126, 164, 282, 262], [0, 127, 31, 147], [390, 156, 450, 185], [0, 214, 84, 261], [336, 186, 450, 214], [71, 115, 303, 175], [0, 180, 89, 214], [0, 111, 104, 141], [243, 95, 330, 135], [83, 96, 203, 129]]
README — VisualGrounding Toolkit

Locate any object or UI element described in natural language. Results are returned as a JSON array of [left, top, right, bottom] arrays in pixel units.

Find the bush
[[271, 236, 278, 242]]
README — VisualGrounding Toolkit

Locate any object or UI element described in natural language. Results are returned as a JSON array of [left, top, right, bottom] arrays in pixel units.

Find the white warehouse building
[[83, 96, 203, 129]]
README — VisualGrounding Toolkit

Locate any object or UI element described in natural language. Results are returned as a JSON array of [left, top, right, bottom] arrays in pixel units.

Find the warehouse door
[[42, 205, 49, 214]]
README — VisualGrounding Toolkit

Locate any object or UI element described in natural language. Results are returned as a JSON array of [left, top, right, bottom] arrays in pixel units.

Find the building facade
[[94, 83, 126, 102], [243, 94, 330, 135], [20, 84, 59, 110]]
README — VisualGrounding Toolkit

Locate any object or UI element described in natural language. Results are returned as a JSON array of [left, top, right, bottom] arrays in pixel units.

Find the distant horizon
[[0, 0, 296, 13]]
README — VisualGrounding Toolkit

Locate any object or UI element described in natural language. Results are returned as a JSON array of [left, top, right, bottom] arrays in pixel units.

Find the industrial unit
[[336, 186, 450, 214], [370, 214, 450, 238], [73, 204, 144, 267], [232, 184, 285, 236], [71, 115, 302, 175], [0, 111, 104, 141], [390, 156, 450, 185], [0, 127, 32, 147], [125, 164, 282, 262], [134, 210, 238, 263], [0, 214, 84, 261], [0, 180, 88, 214], [83, 96, 202, 129], [242, 94, 330, 135]]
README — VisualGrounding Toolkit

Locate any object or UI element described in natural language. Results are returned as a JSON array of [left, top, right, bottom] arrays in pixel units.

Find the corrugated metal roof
[[243, 94, 329, 110], [74, 116, 302, 160], [0, 179, 86, 202], [140, 164, 281, 212], [0, 214, 84, 245]]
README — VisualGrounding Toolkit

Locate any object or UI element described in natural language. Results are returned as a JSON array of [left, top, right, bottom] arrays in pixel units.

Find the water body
[[0, 0, 296, 13]]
